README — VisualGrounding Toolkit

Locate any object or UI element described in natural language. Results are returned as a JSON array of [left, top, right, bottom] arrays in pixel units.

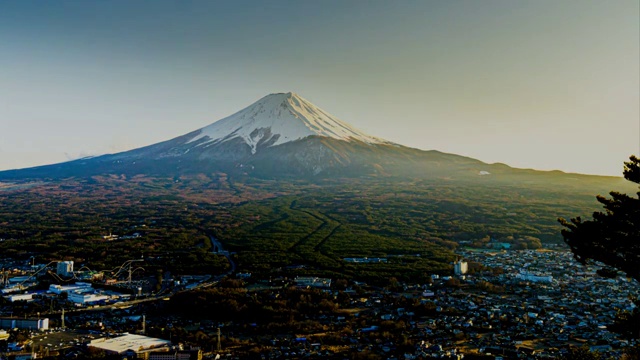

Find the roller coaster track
[[110, 259, 145, 284], [16, 261, 61, 288]]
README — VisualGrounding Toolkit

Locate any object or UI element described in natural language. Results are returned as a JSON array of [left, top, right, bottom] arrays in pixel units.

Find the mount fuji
[[188, 92, 389, 153], [0, 92, 527, 179]]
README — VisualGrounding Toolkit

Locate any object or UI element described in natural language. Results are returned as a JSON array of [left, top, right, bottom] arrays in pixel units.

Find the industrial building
[[68, 291, 110, 304], [88, 333, 171, 355], [0, 317, 49, 331], [48, 282, 92, 294], [1, 276, 37, 295], [7, 293, 34, 302], [0, 287, 21, 295], [7, 276, 31, 284]]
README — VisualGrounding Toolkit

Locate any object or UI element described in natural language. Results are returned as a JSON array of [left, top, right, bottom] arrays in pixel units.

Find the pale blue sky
[[1, 0, 638, 176]]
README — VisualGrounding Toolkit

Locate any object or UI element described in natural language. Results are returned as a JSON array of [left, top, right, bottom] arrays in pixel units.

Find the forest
[[0, 171, 629, 282]]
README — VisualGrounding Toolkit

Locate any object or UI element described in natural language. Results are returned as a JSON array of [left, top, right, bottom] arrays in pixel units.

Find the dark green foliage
[[215, 175, 626, 280], [168, 287, 341, 324], [217, 194, 457, 281], [560, 346, 600, 360], [0, 175, 233, 275], [559, 155, 640, 282], [621, 345, 640, 360], [0, 167, 631, 281], [609, 298, 640, 339]]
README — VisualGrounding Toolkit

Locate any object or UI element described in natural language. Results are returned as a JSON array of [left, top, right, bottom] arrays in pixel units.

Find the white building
[[49, 282, 92, 294], [1, 287, 22, 295], [516, 271, 553, 283], [89, 334, 171, 355], [7, 293, 34, 302], [8, 276, 32, 284], [454, 260, 468, 275], [68, 292, 110, 304], [0, 317, 49, 331], [57, 261, 74, 277]]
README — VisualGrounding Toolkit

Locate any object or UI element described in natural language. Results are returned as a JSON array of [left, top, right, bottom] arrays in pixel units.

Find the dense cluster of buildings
[[48, 282, 127, 305], [2, 281, 132, 309], [1, 248, 639, 359], [429, 249, 638, 357], [243, 250, 638, 359], [0, 258, 143, 310]]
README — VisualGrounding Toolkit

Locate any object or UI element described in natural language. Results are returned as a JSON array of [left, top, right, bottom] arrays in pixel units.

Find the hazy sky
[[1, 1, 638, 176]]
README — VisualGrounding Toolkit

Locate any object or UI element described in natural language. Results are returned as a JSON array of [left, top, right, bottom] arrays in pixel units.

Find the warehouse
[[88, 333, 171, 355], [0, 317, 49, 330]]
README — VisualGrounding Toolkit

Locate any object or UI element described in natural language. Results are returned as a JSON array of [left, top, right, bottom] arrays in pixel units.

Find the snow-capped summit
[[187, 92, 387, 154]]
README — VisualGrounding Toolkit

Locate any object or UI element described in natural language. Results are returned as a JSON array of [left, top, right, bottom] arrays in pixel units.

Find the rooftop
[[89, 333, 171, 354]]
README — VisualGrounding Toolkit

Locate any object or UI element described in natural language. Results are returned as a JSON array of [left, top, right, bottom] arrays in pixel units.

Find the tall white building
[[454, 260, 468, 275], [57, 261, 74, 277]]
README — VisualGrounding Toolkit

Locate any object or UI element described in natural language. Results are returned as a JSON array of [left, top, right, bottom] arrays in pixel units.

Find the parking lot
[[31, 329, 89, 352]]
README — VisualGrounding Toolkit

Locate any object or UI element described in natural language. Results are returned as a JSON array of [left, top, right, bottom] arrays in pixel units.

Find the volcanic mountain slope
[[0, 92, 491, 179], [0, 92, 628, 186]]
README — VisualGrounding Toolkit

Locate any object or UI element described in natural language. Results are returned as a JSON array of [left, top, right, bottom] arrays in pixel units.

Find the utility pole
[[217, 328, 221, 351], [61, 309, 65, 329], [128, 262, 133, 284], [142, 315, 146, 335]]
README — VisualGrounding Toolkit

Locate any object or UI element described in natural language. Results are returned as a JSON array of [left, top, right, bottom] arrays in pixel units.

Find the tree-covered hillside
[[0, 171, 633, 282]]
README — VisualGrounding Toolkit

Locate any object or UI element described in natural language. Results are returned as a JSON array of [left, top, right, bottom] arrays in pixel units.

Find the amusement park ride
[[1, 258, 146, 290]]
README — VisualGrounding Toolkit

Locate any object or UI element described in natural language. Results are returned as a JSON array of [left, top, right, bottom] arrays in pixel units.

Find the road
[[210, 235, 236, 275]]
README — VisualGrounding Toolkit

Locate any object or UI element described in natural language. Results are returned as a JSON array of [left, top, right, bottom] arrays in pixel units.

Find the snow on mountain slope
[[187, 92, 388, 154]]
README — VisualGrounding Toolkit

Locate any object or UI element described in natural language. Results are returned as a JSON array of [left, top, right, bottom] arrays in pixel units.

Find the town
[[0, 246, 638, 359]]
